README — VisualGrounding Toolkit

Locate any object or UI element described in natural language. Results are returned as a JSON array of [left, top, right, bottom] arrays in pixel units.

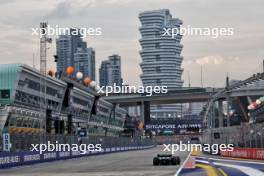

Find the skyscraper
[[99, 54, 123, 87], [139, 9, 184, 118], [74, 47, 95, 80], [99, 60, 110, 87], [56, 29, 95, 80]]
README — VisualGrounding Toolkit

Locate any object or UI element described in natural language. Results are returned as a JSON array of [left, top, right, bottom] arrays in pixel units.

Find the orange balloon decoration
[[66, 66, 74, 75], [83, 77, 92, 86], [138, 122, 144, 130], [47, 69, 55, 77]]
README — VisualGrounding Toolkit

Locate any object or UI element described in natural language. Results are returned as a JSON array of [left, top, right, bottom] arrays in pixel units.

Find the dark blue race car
[[153, 154, 181, 165]]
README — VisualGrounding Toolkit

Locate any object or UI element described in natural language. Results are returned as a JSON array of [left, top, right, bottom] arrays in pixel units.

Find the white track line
[[174, 152, 192, 176], [209, 157, 264, 165], [213, 162, 264, 176], [195, 159, 209, 164]]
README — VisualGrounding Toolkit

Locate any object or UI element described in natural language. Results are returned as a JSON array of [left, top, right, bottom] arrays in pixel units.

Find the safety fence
[[0, 134, 155, 169], [0, 134, 154, 152], [0, 145, 155, 169], [201, 122, 264, 148]]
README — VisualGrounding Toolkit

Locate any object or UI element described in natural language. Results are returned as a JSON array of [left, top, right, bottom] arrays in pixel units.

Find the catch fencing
[[0, 134, 155, 168]]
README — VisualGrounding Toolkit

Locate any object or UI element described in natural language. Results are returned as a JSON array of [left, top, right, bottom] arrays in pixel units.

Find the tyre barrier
[[0, 145, 155, 169]]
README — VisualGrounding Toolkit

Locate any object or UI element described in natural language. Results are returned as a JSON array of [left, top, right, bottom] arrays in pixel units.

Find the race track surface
[[0, 146, 188, 176], [179, 155, 264, 176]]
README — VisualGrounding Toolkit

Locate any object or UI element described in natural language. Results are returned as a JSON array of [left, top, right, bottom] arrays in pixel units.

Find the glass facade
[[139, 9, 184, 118]]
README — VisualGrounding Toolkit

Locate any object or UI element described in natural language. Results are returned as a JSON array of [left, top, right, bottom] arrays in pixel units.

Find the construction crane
[[40, 22, 52, 75], [39, 22, 52, 133]]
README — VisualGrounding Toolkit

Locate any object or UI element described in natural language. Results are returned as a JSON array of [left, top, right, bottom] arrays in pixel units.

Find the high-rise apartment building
[[56, 29, 95, 80], [99, 60, 110, 87], [99, 54, 123, 87], [139, 9, 184, 118], [74, 47, 95, 80]]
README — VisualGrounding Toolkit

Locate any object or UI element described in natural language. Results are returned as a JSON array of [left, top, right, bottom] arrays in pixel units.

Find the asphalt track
[[0, 146, 189, 176], [179, 155, 264, 176]]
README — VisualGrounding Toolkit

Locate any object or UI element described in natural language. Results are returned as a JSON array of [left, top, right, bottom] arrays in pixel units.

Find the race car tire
[[175, 156, 181, 165], [153, 157, 160, 165], [171, 157, 177, 165]]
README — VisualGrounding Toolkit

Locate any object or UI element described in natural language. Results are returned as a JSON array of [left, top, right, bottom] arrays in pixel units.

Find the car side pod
[[153, 155, 181, 166]]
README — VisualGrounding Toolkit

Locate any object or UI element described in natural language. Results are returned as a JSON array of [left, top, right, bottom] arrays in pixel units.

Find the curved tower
[[139, 9, 184, 118]]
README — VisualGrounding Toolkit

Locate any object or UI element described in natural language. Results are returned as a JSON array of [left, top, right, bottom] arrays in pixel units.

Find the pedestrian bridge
[[103, 87, 217, 106]]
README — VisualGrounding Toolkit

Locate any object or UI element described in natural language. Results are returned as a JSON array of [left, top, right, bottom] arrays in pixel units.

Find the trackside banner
[[145, 119, 203, 130], [221, 148, 264, 160]]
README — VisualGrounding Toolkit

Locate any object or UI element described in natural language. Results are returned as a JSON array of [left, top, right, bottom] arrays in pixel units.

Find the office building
[[99, 54, 123, 87], [74, 47, 95, 80], [56, 29, 95, 80]]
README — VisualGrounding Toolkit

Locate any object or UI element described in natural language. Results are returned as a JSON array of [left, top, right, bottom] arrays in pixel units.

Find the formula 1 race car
[[153, 154, 181, 165]]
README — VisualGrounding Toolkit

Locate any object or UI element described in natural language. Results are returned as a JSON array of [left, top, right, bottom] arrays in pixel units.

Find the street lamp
[[250, 130, 254, 148], [257, 132, 262, 148]]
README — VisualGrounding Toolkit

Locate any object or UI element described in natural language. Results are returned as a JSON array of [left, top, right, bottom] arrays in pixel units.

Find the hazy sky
[[0, 0, 263, 87]]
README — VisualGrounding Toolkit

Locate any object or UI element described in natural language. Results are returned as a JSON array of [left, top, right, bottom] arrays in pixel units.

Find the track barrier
[[220, 147, 264, 160]]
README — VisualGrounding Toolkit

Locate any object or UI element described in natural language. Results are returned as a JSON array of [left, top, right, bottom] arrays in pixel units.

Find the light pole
[[200, 65, 204, 88], [257, 132, 262, 148], [250, 130, 254, 148]]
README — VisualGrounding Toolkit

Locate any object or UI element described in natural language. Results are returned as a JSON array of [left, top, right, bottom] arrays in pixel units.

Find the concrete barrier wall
[[221, 147, 264, 160], [0, 145, 155, 169]]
